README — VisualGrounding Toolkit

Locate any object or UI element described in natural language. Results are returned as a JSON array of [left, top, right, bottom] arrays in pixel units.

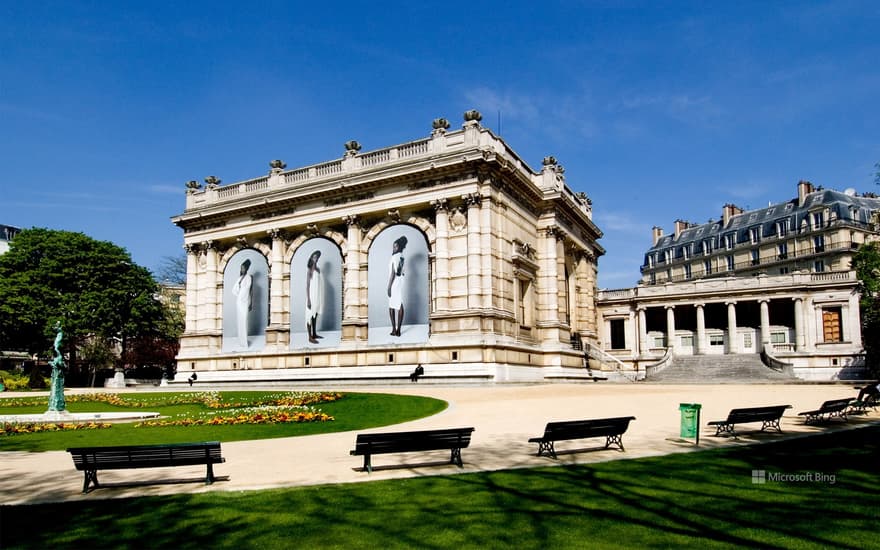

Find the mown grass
[[0, 392, 448, 451], [2, 425, 879, 549]]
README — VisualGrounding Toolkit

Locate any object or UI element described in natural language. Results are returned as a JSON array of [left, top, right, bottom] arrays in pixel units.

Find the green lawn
[[0, 391, 448, 451], [2, 425, 879, 549]]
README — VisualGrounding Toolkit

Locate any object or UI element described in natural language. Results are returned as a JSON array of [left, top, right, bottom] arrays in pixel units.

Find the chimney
[[798, 180, 814, 207], [652, 226, 664, 246], [674, 219, 691, 238], [722, 204, 743, 226]]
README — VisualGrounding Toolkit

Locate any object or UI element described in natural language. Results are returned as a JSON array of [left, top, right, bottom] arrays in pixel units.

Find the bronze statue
[[47, 322, 67, 412]]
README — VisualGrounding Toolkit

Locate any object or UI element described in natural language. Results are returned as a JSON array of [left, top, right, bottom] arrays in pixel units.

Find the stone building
[[597, 181, 878, 381], [172, 112, 604, 384], [0, 224, 19, 255]]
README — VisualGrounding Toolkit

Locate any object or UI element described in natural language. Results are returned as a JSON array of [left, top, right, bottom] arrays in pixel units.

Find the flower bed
[[0, 391, 343, 436]]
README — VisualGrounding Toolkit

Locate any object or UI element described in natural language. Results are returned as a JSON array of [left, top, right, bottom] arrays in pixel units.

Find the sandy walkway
[[1, 383, 876, 505]]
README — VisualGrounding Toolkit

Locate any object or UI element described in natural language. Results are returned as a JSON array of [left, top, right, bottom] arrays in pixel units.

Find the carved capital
[[267, 228, 283, 240], [462, 192, 482, 207], [306, 224, 320, 237], [431, 198, 449, 212], [387, 209, 401, 223], [545, 225, 561, 238], [342, 214, 360, 227], [184, 243, 200, 255]]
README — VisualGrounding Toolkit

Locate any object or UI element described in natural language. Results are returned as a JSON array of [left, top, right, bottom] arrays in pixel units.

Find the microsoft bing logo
[[751, 469, 836, 485]]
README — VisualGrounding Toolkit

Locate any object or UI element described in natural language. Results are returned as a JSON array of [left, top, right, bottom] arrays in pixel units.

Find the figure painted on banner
[[305, 250, 324, 344], [232, 259, 253, 349], [387, 235, 407, 337]]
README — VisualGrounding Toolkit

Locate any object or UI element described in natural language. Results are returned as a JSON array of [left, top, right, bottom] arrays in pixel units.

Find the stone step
[[647, 354, 795, 383]]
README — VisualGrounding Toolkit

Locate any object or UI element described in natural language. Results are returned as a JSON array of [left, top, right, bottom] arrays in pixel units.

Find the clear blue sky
[[2, 1, 878, 289]]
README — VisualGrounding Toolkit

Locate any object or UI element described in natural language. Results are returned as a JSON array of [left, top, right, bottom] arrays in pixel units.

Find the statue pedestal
[[42, 410, 74, 421], [106, 370, 127, 388]]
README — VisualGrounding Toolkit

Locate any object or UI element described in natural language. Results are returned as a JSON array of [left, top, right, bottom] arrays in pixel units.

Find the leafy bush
[[0, 370, 40, 391]]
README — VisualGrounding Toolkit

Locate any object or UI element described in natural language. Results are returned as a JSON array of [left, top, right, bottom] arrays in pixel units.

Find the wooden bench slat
[[529, 416, 636, 459], [350, 427, 474, 473], [67, 441, 225, 493], [797, 398, 853, 424], [708, 405, 791, 438]]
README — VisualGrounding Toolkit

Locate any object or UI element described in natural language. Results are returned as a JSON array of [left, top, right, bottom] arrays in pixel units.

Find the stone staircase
[[646, 354, 796, 383]]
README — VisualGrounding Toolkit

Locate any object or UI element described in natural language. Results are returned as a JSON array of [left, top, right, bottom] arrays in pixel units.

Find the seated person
[[856, 381, 880, 403], [410, 364, 424, 382]]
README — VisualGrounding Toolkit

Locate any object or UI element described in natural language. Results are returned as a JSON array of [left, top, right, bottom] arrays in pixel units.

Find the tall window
[[560, 265, 570, 324], [725, 234, 735, 250], [814, 259, 825, 272], [814, 235, 825, 253], [704, 259, 712, 275], [610, 319, 626, 350], [517, 278, 532, 327], [684, 264, 692, 279], [778, 242, 788, 260], [776, 220, 788, 238], [812, 211, 825, 229], [726, 255, 734, 271], [822, 307, 842, 343], [749, 227, 760, 244], [750, 249, 759, 266]]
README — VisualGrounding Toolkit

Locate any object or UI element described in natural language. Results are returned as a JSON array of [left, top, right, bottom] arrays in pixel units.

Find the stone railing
[[600, 271, 856, 303], [182, 125, 586, 216]]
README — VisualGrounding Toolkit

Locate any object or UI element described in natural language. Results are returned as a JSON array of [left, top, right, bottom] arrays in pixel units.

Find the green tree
[[852, 242, 880, 377], [0, 228, 167, 383]]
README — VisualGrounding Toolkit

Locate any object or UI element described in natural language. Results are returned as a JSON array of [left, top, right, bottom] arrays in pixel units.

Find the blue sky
[[2, 1, 878, 289]]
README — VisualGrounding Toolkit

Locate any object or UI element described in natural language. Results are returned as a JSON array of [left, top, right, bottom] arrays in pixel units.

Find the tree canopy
[[0, 228, 166, 367], [852, 242, 880, 377]]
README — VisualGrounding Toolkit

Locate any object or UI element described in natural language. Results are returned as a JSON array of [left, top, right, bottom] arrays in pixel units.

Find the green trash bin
[[679, 403, 702, 439]]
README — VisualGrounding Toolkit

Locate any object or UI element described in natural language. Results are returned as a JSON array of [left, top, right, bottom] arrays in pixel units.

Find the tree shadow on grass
[[2, 426, 878, 549]]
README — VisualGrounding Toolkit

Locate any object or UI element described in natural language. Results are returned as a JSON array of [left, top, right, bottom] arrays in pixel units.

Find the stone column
[[542, 226, 561, 327], [342, 215, 364, 338], [637, 306, 648, 356], [480, 194, 493, 310], [202, 241, 218, 332], [793, 297, 805, 351], [431, 200, 450, 311], [759, 299, 771, 347], [184, 244, 199, 333], [268, 229, 285, 327], [464, 193, 482, 310], [803, 298, 815, 351], [726, 301, 739, 354], [695, 303, 706, 355], [665, 305, 676, 351], [847, 292, 862, 348]]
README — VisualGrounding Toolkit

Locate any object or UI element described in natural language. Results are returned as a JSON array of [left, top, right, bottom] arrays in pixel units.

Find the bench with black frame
[[528, 416, 636, 459], [67, 441, 225, 493], [849, 389, 879, 415], [708, 405, 792, 438], [350, 427, 475, 473], [797, 398, 854, 424]]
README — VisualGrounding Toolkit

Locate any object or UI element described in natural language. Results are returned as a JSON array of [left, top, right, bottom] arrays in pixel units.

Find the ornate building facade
[[172, 112, 604, 384], [597, 182, 878, 381]]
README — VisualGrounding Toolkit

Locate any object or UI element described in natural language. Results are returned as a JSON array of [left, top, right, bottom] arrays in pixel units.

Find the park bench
[[528, 416, 636, 459], [350, 427, 475, 473], [67, 441, 225, 493], [797, 398, 854, 424], [708, 405, 792, 438], [849, 389, 879, 415]]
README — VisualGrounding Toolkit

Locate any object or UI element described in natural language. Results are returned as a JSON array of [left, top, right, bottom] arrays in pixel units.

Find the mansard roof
[[648, 188, 880, 252]]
